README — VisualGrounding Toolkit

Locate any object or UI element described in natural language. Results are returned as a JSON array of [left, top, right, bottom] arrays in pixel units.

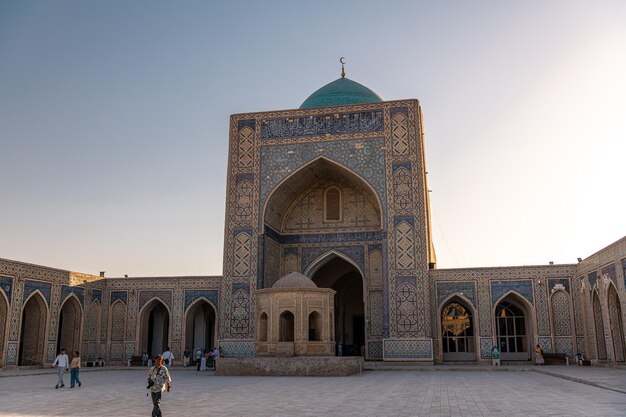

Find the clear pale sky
[[1, 1, 624, 277]]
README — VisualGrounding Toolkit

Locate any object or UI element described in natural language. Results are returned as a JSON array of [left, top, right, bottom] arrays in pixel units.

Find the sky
[[0, 1, 624, 277]]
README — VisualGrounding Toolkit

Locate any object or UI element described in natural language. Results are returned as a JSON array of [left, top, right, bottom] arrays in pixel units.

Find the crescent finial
[[340, 57, 346, 78]]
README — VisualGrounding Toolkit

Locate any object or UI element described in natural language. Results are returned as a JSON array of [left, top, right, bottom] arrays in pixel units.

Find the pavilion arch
[[492, 291, 536, 361], [138, 298, 171, 358], [262, 156, 384, 234], [438, 294, 479, 362], [19, 290, 49, 366], [57, 294, 83, 355], [183, 297, 218, 353], [607, 283, 625, 362], [0, 288, 10, 367], [592, 289, 607, 360], [258, 312, 268, 342], [308, 310, 323, 341], [279, 310, 295, 342]]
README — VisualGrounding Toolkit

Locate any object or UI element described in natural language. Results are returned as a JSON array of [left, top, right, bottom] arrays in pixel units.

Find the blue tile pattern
[[91, 289, 102, 303], [588, 271, 597, 288], [184, 289, 219, 311], [538, 336, 552, 353], [301, 245, 365, 274], [238, 119, 256, 130], [490, 280, 533, 305], [265, 225, 384, 245], [436, 281, 477, 307], [261, 111, 383, 139], [61, 285, 85, 307], [392, 161, 412, 171], [547, 278, 570, 294], [368, 341, 383, 359], [480, 338, 493, 358], [396, 276, 416, 288], [23, 280, 52, 306], [219, 340, 255, 358], [0, 276, 13, 304], [601, 264, 616, 284], [110, 291, 127, 305], [259, 138, 387, 219], [383, 338, 433, 361]]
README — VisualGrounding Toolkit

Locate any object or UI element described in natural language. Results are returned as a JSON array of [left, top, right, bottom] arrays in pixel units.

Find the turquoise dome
[[300, 77, 382, 109]]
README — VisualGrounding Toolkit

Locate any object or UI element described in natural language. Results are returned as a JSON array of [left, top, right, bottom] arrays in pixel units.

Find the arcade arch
[[593, 291, 607, 360], [608, 285, 625, 363], [57, 295, 82, 355], [184, 299, 217, 353], [19, 292, 48, 365], [0, 289, 8, 366], [139, 299, 170, 358], [494, 293, 533, 361], [440, 297, 476, 361]]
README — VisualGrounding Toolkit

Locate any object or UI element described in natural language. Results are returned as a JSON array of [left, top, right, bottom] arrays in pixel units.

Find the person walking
[[162, 347, 174, 370], [52, 348, 69, 389], [535, 344, 545, 365], [147, 355, 171, 417], [70, 350, 82, 388], [183, 347, 190, 367], [211, 346, 220, 371]]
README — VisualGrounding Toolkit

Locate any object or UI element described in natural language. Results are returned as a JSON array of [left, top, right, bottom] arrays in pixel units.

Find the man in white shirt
[[161, 347, 174, 370], [52, 348, 69, 389]]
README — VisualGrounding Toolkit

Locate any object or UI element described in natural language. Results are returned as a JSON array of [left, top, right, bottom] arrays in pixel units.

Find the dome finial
[[340, 57, 346, 78]]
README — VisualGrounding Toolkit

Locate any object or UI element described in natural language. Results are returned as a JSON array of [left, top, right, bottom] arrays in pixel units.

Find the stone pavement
[[0, 367, 625, 416]]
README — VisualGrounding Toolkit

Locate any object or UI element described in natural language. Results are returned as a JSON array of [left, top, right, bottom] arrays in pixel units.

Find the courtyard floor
[[1, 366, 625, 417]]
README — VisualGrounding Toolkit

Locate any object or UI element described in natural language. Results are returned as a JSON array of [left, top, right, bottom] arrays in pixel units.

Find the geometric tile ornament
[[436, 281, 477, 308], [0, 276, 13, 304], [383, 338, 433, 361], [480, 338, 493, 359], [23, 280, 52, 306], [490, 280, 533, 305]]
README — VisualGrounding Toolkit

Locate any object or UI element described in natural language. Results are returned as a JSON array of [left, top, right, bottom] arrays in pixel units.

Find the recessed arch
[[138, 298, 171, 358], [493, 291, 535, 361], [304, 250, 365, 279], [0, 288, 10, 367], [259, 312, 268, 342], [262, 156, 383, 234], [183, 297, 217, 354], [308, 311, 323, 341], [607, 283, 625, 362], [592, 289, 607, 360], [19, 290, 48, 366], [57, 294, 83, 356]]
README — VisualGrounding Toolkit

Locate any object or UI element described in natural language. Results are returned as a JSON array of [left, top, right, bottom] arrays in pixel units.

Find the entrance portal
[[57, 296, 82, 355], [310, 256, 364, 356], [495, 296, 531, 360], [139, 300, 170, 358], [184, 300, 216, 352], [19, 293, 47, 365]]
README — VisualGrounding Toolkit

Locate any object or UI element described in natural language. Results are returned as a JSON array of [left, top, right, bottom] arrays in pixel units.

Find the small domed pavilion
[[255, 272, 336, 357]]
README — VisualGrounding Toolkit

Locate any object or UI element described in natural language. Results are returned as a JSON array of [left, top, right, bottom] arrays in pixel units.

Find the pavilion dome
[[272, 272, 318, 289], [300, 77, 383, 109]]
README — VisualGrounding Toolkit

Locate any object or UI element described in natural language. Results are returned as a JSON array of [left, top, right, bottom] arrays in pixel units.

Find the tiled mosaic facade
[[1, 90, 625, 367]]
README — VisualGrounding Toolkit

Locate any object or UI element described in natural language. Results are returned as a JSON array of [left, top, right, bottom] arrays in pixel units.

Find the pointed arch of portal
[[306, 252, 366, 357], [439, 294, 478, 362], [262, 156, 384, 234]]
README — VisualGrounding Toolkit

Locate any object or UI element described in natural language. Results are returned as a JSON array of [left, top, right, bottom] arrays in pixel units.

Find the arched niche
[[184, 298, 217, 352], [607, 284, 625, 362], [139, 299, 170, 358], [57, 295, 83, 355], [19, 291, 48, 366]]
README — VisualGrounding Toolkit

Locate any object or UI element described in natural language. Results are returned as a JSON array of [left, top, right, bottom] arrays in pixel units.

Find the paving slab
[[0, 368, 625, 416]]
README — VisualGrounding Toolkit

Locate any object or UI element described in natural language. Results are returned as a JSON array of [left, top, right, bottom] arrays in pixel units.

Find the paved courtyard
[[1, 368, 625, 417]]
